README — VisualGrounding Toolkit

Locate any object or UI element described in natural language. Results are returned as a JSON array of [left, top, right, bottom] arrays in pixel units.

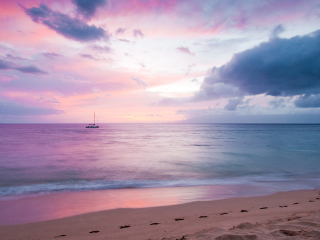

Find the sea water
[[0, 123, 320, 224]]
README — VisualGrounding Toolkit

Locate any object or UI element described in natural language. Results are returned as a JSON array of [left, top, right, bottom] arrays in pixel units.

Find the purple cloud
[[116, 28, 126, 35], [0, 59, 13, 69], [0, 101, 64, 116], [15, 66, 47, 75], [177, 47, 195, 56], [118, 38, 131, 43], [90, 44, 112, 53], [72, 0, 107, 20], [224, 97, 244, 111], [133, 29, 144, 38], [0, 59, 47, 75], [22, 4, 109, 42], [42, 52, 62, 59]]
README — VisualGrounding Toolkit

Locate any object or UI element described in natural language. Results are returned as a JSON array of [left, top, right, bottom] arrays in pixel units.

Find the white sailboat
[[86, 113, 99, 128]]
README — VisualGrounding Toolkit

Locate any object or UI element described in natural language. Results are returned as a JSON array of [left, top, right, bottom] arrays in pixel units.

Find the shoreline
[[0, 184, 297, 225], [1, 189, 319, 239]]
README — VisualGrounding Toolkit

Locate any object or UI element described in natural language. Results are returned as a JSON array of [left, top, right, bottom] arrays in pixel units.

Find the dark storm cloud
[[22, 4, 109, 42], [200, 29, 320, 99], [0, 102, 64, 116], [72, 0, 107, 19], [294, 94, 320, 108], [0, 59, 47, 75]]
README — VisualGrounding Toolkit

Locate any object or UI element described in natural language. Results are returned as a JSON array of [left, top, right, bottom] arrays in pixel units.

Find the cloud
[[0, 59, 47, 74], [79, 53, 111, 61], [133, 29, 144, 38], [270, 24, 285, 39], [118, 38, 131, 43], [15, 66, 48, 74], [90, 44, 112, 53], [198, 29, 320, 100], [22, 4, 109, 42], [269, 98, 286, 108], [177, 108, 320, 124], [42, 52, 62, 59], [157, 97, 186, 106], [72, 0, 107, 20], [115, 28, 126, 35], [131, 77, 148, 89], [224, 97, 244, 111], [80, 53, 98, 60], [192, 82, 243, 102], [0, 59, 13, 69], [185, 63, 195, 76], [177, 47, 195, 56], [0, 101, 64, 116], [294, 94, 320, 108], [5, 54, 27, 61]]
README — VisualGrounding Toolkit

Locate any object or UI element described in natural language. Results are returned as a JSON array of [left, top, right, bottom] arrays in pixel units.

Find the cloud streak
[[0, 101, 64, 116], [131, 77, 148, 89], [22, 4, 109, 42], [0, 59, 47, 74]]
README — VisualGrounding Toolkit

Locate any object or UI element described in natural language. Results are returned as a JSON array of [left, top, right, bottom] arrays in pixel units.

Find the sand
[[1, 189, 320, 240]]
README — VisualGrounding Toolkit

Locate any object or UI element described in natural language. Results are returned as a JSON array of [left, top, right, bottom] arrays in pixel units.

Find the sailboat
[[86, 113, 99, 128]]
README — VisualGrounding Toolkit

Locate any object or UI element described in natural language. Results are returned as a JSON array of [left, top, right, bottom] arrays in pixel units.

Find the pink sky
[[1, 0, 320, 123]]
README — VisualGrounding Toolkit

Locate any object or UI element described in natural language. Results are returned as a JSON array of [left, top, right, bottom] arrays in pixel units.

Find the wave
[[2, 173, 317, 199]]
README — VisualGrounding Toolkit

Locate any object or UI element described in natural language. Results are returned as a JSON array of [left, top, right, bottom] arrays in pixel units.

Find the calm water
[[0, 123, 320, 223], [1, 123, 320, 197]]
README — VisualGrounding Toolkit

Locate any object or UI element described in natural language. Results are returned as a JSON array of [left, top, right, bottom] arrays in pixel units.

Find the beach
[[1, 189, 320, 240]]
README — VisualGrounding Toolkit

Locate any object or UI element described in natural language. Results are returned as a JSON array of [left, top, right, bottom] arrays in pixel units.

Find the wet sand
[[1, 189, 320, 239]]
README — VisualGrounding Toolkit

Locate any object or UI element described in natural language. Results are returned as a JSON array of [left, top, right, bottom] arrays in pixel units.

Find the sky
[[1, 0, 320, 123]]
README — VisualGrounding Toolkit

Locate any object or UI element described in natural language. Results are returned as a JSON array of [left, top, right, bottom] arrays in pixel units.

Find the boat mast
[[94, 112, 95, 126]]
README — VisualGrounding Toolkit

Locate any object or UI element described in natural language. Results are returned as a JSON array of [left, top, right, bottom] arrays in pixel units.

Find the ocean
[[0, 123, 320, 224]]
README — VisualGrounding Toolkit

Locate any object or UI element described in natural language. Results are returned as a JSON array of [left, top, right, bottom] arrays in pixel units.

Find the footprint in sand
[[89, 231, 100, 233], [54, 235, 66, 238], [260, 207, 268, 209], [199, 216, 208, 218], [279, 205, 288, 208], [150, 222, 160, 225], [215, 234, 257, 240], [240, 210, 249, 212], [220, 213, 228, 215], [175, 218, 184, 221], [120, 225, 131, 229]]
